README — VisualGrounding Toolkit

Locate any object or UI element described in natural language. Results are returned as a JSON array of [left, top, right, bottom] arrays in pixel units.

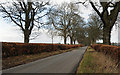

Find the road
[[3, 46, 87, 73]]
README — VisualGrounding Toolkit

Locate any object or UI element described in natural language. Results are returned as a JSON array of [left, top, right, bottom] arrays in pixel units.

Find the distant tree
[[48, 3, 71, 44], [73, 13, 103, 46], [75, 26, 88, 45], [0, 0, 49, 43], [66, 3, 85, 45], [47, 28, 57, 44], [48, 2, 82, 44], [68, 13, 85, 45], [87, 13, 103, 44]]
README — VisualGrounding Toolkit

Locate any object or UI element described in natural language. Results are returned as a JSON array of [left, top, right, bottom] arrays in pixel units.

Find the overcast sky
[[0, 0, 119, 44]]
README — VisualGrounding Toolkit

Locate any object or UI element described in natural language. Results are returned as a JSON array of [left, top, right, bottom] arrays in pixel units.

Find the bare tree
[[48, 3, 71, 44], [48, 2, 83, 44], [66, 3, 83, 45], [87, 13, 103, 44], [47, 28, 57, 44], [75, 26, 87, 45], [0, 0, 49, 43], [68, 13, 85, 45], [72, 13, 102, 45], [76, 0, 120, 45]]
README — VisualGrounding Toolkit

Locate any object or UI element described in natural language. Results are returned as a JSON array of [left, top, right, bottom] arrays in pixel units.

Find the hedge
[[2, 42, 83, 58], [91, 44, 120, 63]]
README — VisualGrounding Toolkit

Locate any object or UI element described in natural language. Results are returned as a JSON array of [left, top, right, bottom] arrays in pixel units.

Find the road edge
[[74, 46, 88, 74]]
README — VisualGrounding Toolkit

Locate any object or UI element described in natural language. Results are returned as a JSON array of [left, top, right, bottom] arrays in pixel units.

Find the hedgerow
[[2, 42, 83, 58], [91, 44, 120, 64]]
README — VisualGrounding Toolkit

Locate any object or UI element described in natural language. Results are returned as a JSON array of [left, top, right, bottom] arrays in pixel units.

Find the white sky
[[0, 0, 119, 44]]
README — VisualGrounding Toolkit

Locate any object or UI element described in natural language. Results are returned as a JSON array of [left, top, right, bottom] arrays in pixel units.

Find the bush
[[2, 42, 83, 58]]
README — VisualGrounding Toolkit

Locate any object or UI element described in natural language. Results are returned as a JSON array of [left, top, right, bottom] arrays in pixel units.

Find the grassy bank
[[77, 46, 119, 73], [3, 47, 79, 70]]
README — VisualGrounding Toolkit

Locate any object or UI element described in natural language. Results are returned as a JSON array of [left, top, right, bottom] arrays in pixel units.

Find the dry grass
[[3, 48, 78, 70], [77, 46, 119, 73], [94, 52, 118, 73]]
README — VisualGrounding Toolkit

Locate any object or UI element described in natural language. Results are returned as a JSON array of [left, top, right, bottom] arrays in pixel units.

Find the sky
[[0, 0, 119, 44]]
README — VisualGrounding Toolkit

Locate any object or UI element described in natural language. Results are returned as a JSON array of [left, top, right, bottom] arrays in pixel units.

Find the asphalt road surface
[[3, 46, 87, 73]]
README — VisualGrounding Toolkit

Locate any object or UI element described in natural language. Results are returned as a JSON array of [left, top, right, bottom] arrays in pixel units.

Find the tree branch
[[90, 1, 102, 17]]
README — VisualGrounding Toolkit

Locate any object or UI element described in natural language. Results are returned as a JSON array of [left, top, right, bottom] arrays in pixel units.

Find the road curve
[[3, 46, 87, 73]]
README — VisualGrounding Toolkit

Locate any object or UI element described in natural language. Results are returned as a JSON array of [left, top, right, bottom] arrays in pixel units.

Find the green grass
[[77, 47, 97, 73]]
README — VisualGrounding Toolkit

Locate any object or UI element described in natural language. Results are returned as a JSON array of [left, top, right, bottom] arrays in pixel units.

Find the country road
[[3, 46, 87, 73]]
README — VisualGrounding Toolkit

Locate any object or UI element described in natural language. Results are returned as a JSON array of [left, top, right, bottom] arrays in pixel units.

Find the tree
[[87, 13, 103, 44], [73, 13, 102, 46], [47, 28, 57, 44], [0, 0, 49, 43], [48, 3, 71, 44], [66, 3, 84, 45], [90, 0, 120, 45], [73, 24, 91, 45], [68, 13, 85, 45], [48, 2, 82, 44], [76, 0, 120, 45]]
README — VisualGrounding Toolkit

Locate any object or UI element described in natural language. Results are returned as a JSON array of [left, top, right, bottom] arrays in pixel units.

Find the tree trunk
[[64, 31, 67, 44], [70, 36, 73, 45], [103, 26, 111, 45], [24, 30, 30, 43], [74, 40, 76, 44], [64, 36, 67, 44]]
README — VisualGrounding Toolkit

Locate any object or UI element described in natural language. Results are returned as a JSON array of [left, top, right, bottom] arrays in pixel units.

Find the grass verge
[[77, 46, 119, 73], [3, 47, 80, 70]]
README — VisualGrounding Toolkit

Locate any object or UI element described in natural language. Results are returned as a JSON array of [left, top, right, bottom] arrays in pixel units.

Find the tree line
[[0, 0, 120, 45]]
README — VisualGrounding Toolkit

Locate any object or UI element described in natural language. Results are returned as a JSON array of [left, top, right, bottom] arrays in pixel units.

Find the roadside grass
[[77, 46, 119, 73], [2, 47, 80, 70]]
